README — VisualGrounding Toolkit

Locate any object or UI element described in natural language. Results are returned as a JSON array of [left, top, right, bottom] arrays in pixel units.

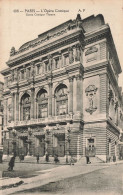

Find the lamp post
[[12, 129, 17, 157], [44, 127, 50, 162], [27, 128, 32, 156], [65, 125, 71, 163]]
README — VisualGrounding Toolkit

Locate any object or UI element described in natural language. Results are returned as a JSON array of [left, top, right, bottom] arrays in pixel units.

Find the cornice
[[7, 29, 84, 67], [85, 24, 109, 45], [84, 60, 108, 75], [107, 62, 122, 103], [1, 67, 11, 76], [107, 119, 120, 135], [106, 28, 122, 74]]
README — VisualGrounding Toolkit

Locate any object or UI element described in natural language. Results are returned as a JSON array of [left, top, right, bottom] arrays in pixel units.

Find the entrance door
[[86, 138, 96, 157], [24, 142, 28, 156], [53, 134, 65, 157]]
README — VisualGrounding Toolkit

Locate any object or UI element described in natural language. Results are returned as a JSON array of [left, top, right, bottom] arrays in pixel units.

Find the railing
[[7, 114, 73, 127]]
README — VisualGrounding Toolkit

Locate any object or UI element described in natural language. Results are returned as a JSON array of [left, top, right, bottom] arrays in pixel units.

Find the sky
[[0, 0, 123, 87]]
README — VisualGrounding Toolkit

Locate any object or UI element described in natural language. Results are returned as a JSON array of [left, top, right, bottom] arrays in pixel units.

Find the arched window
[[55, 84, 68, 115], [21, 94, 31, 120], [37, 89, 48, 118]]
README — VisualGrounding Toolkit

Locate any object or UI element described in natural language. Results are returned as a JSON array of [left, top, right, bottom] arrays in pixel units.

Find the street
[[14, 163, 123, 195], [0, 161, 59, 178]]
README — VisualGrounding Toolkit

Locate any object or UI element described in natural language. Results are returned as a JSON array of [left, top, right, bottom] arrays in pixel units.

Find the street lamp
[[12, 129, 17, 156], [65, 125, 71, 163]]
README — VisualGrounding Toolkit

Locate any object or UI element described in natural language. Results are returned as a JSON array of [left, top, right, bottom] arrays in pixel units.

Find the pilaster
[[68, 77, 73, 113], [48, 83, 52, 116], [15, 92, 19, 121], [31, 88, 35, 119], [76, 74, 82, 112]]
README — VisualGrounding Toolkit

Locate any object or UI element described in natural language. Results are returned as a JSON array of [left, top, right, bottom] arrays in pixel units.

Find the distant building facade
[[0, 81, 4, 150], [1, 14, 123, 162]]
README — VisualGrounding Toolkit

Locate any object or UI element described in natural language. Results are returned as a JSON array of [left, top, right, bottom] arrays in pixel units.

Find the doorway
[[86, 138, 96, 157]]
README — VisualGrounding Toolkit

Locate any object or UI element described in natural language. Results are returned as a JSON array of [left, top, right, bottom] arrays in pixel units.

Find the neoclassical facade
[[1, 14, 123, 162]]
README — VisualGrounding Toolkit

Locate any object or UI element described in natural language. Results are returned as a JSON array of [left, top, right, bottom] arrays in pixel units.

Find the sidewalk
[[1, 160, 123, 195]]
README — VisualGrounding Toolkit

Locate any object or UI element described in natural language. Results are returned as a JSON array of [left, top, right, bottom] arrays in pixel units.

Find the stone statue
[[68, 47, 74, 64], [75, 44, 81, 61], [85, 85, 98, 115], [10, 47, 16, 56]]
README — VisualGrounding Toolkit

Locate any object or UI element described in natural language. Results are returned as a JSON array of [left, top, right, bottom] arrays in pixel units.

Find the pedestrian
[[54, 154, 59, 163], [36, 154, 39, 163], [45, 151, 49, 162], [8, 156, 15, 171], [70, 156, 74, 165], [86, 156, 91, 164]]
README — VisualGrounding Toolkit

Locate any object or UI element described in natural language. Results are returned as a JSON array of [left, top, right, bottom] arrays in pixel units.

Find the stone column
[[48, 55, 53, 71], [68, 77, 73, 113], [31, 88, 35, 119], [4, 99, 7, 126], [75, 44, 81, 61], [11, 93, 15, 121], [59, 51, 62, 68], [24, 67, 26, 79], [65, 123, 71, 163], [52, 95, 55, 116], [73, 77, 77, 113], [15, 92, 19, 121], [34, 98, 38, 118], [48, 83, 52, 116], [27, 127, 32, 156], [45, 125, 49, 155], [76, 75, 81, 112]]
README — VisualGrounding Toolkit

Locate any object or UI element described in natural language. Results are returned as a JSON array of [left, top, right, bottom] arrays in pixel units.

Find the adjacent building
[[1, 14, 123, 162], [0, 81, 4, 151]]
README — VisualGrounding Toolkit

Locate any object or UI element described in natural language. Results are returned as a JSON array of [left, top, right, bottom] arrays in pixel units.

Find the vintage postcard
[[0, 0, 123, 194]]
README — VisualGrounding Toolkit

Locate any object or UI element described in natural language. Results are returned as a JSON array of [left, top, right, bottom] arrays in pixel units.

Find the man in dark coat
[[36, 154, 39, 163], [8, 156, 15, 171]]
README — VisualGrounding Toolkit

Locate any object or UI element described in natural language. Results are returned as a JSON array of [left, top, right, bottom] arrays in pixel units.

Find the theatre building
[[1, 14, 123, 162]]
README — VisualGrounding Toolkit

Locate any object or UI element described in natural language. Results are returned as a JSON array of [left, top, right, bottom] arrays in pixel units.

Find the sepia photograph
[[0, 0, 123, 194]]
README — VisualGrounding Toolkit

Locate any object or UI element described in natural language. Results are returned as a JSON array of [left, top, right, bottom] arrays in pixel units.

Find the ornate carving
[[114, 97, 118, 111], [10, 70, 14, 82], [48, 54, 53, 71], [69, 76, 74, 82], [14, 69, 18, 82], [8, 104, 12, 122], [75, 74, 81, 80], [67, 24, 71, 31], [85, 85, 98, 115], [68, 47, 74, 64], [10, 47, 16, 56], [75, 44, 81, 61], [85, 46, 98, 56], [108, 88, 114, 103], [30, 62, 35, 77]]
